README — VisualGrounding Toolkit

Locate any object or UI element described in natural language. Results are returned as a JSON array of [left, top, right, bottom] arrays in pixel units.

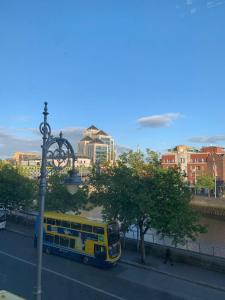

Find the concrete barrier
[[124, 238, 225, 273]]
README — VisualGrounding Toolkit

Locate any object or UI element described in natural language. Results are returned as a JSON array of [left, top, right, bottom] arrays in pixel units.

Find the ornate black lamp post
[[35, 102, 82, 300]]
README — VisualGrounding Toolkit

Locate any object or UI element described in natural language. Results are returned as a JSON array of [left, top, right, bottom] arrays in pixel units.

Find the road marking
[[0, 250, 126, 300]]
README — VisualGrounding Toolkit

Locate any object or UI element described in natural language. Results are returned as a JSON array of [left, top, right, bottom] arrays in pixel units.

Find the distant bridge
[[190, 196, 225, 217]]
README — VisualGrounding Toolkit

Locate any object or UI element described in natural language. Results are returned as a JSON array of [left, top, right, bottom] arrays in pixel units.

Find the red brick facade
[[161, 146, 225, 185]]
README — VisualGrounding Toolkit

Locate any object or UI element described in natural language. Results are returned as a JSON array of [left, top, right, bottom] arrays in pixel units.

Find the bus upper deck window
[[56, 219, 61, 226], [47, 218, 55, 225], [82, 224, 93, 232], [93, 226, 104, 234], [61, 221, 70, 228], [71, 223, 81, 230]]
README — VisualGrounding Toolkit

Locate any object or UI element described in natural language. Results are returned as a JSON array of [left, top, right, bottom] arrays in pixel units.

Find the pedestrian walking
[[164, 248, 173, 266]]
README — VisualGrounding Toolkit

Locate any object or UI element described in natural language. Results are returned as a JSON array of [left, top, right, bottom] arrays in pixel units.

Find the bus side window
[[55, 235, 60, 245], [47, 218, 55, 225], [45, 234, 54, 243], [82, 224, 93, 233], [60, 237, 69, 247], [55, 220, 61, 226], [44, 218, 47, 223], [71, 223, 81, 230], [61, 221, 70, 228], [93, 226, 104, 235], [69, 239, 75, 249]]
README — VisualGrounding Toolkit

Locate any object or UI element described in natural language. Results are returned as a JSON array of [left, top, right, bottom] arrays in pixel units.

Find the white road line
[[0, 250, 126, 300]]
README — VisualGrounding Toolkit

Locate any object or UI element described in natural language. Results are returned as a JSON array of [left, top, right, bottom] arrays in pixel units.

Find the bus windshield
[[107, 222, 120, 245]]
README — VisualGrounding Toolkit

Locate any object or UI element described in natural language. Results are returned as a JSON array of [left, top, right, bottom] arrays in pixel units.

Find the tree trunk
[[122, 230, 126, 250], [136, 225, 140, 252], [140, 227, 146, 264]]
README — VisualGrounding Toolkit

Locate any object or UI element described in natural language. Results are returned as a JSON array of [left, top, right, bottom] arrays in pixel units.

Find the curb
[[120, 259, 225, 293]]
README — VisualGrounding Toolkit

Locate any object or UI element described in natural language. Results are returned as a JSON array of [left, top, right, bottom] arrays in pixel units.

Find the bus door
[[94, 244, 106, 261]]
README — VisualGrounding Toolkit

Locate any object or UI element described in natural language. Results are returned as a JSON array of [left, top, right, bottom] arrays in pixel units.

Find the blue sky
[[0, 0, 225, 158]]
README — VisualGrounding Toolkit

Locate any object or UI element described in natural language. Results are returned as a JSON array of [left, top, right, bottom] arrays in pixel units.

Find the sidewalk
[[121, 249, 225, 292], [5, 222, 225, 292]]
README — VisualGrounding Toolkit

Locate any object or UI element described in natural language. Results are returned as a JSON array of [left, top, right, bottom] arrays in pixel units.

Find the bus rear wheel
[[83, 256, 89, 264]]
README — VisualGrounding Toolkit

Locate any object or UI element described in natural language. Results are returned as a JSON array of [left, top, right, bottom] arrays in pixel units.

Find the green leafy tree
[[196, 174, 214, 198], [88, 150, 206, 264], [45, 172, 88, 213], [0, 162, 37, 210], [149, 168, 206, 246]]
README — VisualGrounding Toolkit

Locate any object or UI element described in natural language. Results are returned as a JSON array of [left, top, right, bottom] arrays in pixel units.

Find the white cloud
[[116, 145, 131, 156], [207, 0, 225, 8], [189, 135, 225, 144], [0, 127, 84, 159], [55, 127, 84, 142], [137, 113, 182, 128]]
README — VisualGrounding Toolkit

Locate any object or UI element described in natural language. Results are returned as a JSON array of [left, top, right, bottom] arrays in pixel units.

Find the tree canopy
[[0, 161, 37, 210], [196, 173, 214, 197], [88, 150, 206, 263], [45, 172, 88, 213]]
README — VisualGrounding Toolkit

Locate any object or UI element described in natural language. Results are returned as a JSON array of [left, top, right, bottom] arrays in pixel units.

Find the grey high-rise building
[[77, 125, 115, 164]]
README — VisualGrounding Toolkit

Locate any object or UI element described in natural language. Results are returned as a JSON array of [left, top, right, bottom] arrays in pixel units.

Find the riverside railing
[[7, 210, 225, 259], [125, 225, 225, 259]]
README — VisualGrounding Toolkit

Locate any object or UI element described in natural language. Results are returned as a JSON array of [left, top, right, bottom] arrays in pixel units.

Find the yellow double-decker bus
[[34, 212, 121, 267]]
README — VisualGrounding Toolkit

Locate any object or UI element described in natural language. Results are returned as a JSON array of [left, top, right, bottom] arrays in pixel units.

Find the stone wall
[[125, 238, 225, 273]]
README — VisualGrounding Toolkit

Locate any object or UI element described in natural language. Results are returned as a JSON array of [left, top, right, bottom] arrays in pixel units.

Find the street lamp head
[[64, 169, 83, 195]]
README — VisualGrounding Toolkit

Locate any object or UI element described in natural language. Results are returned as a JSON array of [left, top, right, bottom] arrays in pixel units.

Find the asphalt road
[[0, 230, 225, 300]]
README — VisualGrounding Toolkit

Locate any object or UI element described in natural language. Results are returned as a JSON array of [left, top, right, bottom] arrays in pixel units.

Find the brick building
[[161, 145, 225, 190]]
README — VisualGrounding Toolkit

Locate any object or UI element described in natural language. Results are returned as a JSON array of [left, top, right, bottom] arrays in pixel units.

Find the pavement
[[5, 222, 225, 294]]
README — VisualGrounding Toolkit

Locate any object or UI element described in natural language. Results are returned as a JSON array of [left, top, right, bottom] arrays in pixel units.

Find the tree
[[196, 174, 214, 198], [149, 168, 206, 246], [0, 162, 37, 210], [45, 172, 88, 213], [88, 150, 206, 264]]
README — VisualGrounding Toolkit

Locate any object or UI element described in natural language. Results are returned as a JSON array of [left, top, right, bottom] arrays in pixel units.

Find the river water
[[126, 215, 225, 257], [199, 215, 225, 247]]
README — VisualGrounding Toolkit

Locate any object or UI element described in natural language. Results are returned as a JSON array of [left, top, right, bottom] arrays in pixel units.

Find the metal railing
[[125, 225, 225, 259], [7, 210, 225, 259]]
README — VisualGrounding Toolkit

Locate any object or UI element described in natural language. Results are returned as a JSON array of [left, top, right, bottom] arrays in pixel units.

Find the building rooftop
[[97, 130, 108, 136], [87, 125, 99, 130]]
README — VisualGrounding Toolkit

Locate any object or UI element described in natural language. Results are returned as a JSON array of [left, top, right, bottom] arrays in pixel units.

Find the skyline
[[1, 0, 225, 158]]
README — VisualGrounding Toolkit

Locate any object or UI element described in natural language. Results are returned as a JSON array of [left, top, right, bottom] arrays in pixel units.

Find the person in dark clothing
[[164, 248, 173, 266]]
